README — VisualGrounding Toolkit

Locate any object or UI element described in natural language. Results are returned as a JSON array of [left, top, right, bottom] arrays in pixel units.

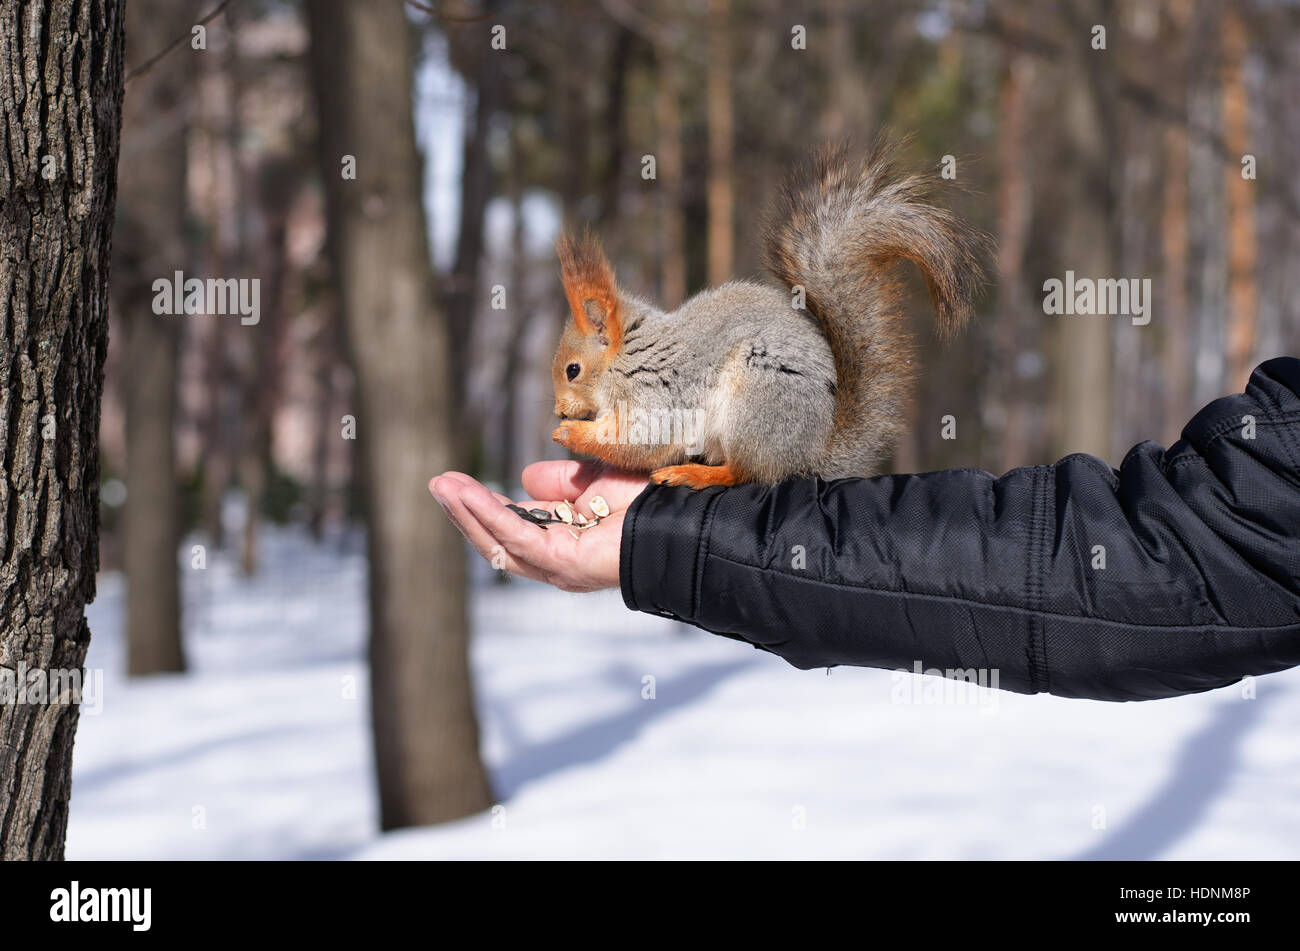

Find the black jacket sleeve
[[619, 357, 1300, 701]]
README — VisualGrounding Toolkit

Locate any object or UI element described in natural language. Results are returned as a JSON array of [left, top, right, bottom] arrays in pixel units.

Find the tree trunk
[[994, 46, 1034, 471], [198, 316, 233, 548], [595, 25, 634, 231], [819, 0, 871, 139], [117, 0, 188, 675], [0, 0, 124, 859], [706, 0, 734, 286], [497, 125, 531, 494], [1054, 5, 1117, 461], [306, 0, 493, 828], [1221, 7, 1257, 391], [537, 21, 590, 465], [444, 10, 502, 417], [307, 301, 343, 541], [237, 166, 295, 577], [1160, 0, 1192, 446], [654, 28, 687, 308], [195, 36, 235, 551]]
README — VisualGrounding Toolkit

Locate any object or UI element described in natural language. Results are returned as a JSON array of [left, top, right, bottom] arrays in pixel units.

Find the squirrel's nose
[[555, 398, 596, 421]]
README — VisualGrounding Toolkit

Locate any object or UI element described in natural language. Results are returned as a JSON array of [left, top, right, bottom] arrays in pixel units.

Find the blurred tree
[[653, 7, 687, 308], [1221, 5, 1258, 393], [819, 0, 873, 139], [306, 298, 346, 540], [497, 122, 533, 494], [114, 0, 192, 675], [1160, 0, 1192, 447], [0, 0, 124, 858], [196, 9, 245, 551], [444, 0, 504, 421], [306, 0, 493, 828], [993, 40, 1034, 470], [237, 159, 299, 576], [1054, 2, 1117, 461], [706, 0, 734, 286]]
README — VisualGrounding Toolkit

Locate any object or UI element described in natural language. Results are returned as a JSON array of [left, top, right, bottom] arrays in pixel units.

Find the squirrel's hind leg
[[650, 462, 744, 489]]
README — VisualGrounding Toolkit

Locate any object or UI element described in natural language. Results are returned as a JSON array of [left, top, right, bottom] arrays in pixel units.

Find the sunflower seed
[[589, 495, 610, 519], [555, 501, 574, 524], [506, 503, 551, 529]]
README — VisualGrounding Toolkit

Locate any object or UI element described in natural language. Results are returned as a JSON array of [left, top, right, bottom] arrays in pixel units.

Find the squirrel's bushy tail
[[761, 140, 989, 475]]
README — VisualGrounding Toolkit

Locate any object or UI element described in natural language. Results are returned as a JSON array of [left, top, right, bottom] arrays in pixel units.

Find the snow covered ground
[[67, 523, 1300, 860]]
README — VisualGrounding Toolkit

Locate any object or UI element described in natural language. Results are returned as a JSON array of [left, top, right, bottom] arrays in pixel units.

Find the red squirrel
[[549, 141, 988, 489]]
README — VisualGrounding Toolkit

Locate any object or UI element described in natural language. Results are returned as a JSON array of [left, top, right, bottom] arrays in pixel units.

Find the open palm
[[430, 461, 649, 592]]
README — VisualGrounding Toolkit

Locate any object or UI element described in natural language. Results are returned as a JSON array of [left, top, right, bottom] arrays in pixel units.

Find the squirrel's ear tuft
[[556, 231, 622, 350]]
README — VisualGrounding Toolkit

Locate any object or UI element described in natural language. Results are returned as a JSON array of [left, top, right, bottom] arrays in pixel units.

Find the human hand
[[429, 461, 650, 592]]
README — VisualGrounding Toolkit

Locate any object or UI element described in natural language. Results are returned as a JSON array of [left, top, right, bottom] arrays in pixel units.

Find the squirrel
[[549, 140, 989, 489]]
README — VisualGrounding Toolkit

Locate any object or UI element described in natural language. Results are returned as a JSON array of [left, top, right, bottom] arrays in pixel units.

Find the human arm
[[618, 358, 1300, 700]]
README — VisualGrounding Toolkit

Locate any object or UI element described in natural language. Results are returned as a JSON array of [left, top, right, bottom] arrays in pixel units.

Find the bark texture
[[0, 0, 124, 859]]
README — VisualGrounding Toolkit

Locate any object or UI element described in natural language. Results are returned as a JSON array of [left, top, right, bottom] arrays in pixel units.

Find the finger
[[458, 479, 566, 571], [432, 471, 513, 507], [458, 499, 609, 593], [433, 479, 549, 582], [520, 460, 596, 504], [429, 476, 499, 552], [435, 473, 561, 519], [437, 485, 564, 528], [580, 468, 653, 513], [520, 460, 637, 520]]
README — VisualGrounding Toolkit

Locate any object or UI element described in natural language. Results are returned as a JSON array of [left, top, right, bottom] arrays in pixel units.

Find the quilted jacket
[[619, 357, 1300, 701]]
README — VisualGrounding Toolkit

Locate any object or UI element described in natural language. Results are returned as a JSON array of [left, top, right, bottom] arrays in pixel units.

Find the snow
[[67, 524, 1300, 860]]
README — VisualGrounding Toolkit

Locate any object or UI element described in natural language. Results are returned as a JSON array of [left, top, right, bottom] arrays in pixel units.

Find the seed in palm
[[506, 503, 555, 529]]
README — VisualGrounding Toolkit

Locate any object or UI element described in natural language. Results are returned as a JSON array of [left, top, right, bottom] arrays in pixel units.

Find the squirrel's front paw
[[552, 420, 579, 450], [553, 414, 617, 454]]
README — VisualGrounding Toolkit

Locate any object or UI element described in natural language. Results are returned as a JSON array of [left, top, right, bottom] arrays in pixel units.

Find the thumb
[[521, 460, 594, 501]]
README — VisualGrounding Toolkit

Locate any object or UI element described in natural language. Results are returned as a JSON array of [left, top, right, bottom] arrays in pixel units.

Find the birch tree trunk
[[0, 0, 124, 859]]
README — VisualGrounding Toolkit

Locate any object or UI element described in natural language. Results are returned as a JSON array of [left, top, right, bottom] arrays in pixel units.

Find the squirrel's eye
[[565, 362, 581, 382]]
